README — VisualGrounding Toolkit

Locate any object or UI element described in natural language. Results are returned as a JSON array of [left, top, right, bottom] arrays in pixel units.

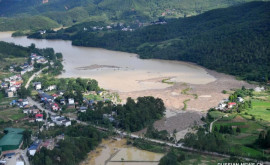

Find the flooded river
[[80, 139, 164, 165], [0, 32, 215, 92]]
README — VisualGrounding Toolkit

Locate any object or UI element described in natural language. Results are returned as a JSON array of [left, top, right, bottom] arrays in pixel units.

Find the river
[[0, 32, 215, 92]]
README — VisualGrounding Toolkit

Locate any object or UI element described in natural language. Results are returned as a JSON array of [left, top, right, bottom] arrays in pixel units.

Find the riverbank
[[80, 139, 164, 165]]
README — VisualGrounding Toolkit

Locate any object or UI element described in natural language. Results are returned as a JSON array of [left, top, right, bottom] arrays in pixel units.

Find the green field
[[246, 100, 270, 121], [212, 112, 269, 159], [0, 108, 26, 122]]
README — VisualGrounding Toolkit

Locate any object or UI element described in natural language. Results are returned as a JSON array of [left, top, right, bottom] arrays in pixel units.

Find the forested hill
[[35, 1, 269, 82], [0, 41, 30, 59], [0, 0, 268, 31]]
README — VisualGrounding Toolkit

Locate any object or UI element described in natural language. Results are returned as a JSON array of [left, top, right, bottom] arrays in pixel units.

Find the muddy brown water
[[0, 32, 215, 92]]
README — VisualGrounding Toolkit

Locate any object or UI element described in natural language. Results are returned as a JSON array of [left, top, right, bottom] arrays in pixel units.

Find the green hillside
[[31, 1, 270, 82], [0, 0, 268, 30]]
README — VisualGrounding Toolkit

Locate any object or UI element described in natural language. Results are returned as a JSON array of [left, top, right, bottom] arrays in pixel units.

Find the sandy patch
[[81, 138, 164, 165], [119, 69, 255, 112]]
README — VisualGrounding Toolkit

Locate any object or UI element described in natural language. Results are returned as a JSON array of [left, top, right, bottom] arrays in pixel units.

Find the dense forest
[[33, 1, 270, 82], [78, 96, 166, 132], [0, 0, 266, 30], [0, 41, 30, 59], [32, 125, 104, 165]]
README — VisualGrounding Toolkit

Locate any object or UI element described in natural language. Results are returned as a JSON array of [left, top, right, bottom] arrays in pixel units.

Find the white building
[[68, 98, 74, 105], [62, 120, 71, 127], [237, 97, 244, 103], [35, 83, 42, 90], [46, 85, 57, 91]]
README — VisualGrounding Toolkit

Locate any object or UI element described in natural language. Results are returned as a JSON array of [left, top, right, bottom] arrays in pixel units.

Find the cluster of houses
[[27, 134, 64, 156], [216, 97, 244, 111], [1, 74, 23, 98], [20, 63, 34, 75], [30, 53, 48, 64]]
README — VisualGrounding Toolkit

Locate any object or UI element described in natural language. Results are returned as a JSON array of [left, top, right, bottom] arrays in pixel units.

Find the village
[[0, 50, 124, 165]]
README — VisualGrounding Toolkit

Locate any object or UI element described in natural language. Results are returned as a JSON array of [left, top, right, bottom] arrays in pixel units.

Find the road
[[27, 97, 269, 164], [25, 67, 48, 89], [209, 117, 220, 133]]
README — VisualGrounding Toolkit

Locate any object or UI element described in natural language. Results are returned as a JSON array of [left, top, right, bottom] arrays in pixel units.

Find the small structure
[[35, 114, 43, 122], [68, 98, 74, 105], [237, 97, 244, 103], [28, 140, 42, 156], [51, 103, 60, 111], [228, 102, 237, 108], [254, 87, 265, 92], [6, 90, 14, 98], [79, 107, 87, 113], [46, 85, 57, 91]]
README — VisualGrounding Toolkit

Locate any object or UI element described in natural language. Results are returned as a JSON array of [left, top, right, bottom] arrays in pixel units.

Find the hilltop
[[30, 1, 270, 82], [0, 0, 268, 30]]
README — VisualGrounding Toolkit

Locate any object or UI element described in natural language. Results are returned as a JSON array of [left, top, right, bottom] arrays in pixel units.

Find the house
[[79, 107, 87, 113], [22, 99, 29, 106], [68, 98, 74, 105], [62, 120, 71, 127], [46, 85, 57, 91], [254, 87, 265, 92], [217, 103, 226, 110], [55, 117, 66, 125], [52, 93, 59, 99], [23, 109, 29, 114], [237, 97, 244, 103], [60, 99, 66, 105], [51, 115, 61, 122], [57, 90, 65, 96], [40, 93, 54, 102], [32, 109, 40, 114], [228, 102, 237, 108], [6, 90, 14, 97], [9, 86, 16, 92], [47, 122, 55, 127], [41, 139, 55, 150], [35, 82, 42, 90], [51, 103, 60, 111], [35, 114, 43, 122], [28, 140, 42, 156], [1, 82, 8, 88]]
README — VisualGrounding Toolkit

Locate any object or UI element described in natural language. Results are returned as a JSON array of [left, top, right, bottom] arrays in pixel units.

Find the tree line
[[32, 1, 270, 82], [78, 96, 166, 132]]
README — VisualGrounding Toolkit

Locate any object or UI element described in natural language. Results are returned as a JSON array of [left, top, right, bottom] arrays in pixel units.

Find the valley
[[0, 1, 269, 164]]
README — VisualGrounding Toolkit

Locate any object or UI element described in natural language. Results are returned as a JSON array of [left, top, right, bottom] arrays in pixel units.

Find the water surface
[[0, 32, 216, 92]]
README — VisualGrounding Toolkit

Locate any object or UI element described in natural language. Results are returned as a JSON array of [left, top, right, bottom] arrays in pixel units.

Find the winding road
[[25, 66, 48, 89], [24, 69, 269, 164]]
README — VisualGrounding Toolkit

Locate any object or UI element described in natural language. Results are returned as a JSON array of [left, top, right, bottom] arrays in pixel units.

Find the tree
[[214, 126, 218, 132], [17, 86, 30, 99], [43, 111, 47, 120], [236, 127, 241, 133], [23, 130, 32, 148]]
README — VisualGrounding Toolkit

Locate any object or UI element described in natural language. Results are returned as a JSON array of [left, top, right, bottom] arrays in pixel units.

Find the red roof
[[52, 94, 58, 97], [36, 114, 43, 118], [53, 103, 59, 107], [228, 102, 236, 105]]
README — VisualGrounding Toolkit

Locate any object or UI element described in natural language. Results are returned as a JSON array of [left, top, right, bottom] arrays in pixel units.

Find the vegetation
[[32, 125, 105, 165], [182, 127, 229, 153], [35, 1, 270, 82], [0, 0, 263, 31], [131, 138, 167, 153], [159, 148, 229, 165], [78, 96, 165, 132], [145, 124, 171, 142]]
